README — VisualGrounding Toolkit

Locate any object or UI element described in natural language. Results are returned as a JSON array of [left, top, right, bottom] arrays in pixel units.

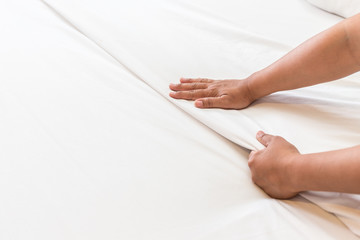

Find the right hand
[[248, 131, 301, 199], [169, 78, 256, 109]]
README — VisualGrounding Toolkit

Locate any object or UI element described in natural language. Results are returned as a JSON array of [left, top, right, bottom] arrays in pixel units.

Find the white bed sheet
[[41, 0, 360, 236], [1, 0, 359, 239]]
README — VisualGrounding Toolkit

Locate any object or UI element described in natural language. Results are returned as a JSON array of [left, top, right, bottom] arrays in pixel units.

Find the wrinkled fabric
[[0, 0, 359, 239], [42, 0, 360, 235], [307, 0, 360, 18]]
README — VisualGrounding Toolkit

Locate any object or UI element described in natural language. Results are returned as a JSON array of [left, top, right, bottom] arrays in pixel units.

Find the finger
[[256, 131, 274, 147], [169, 89, 210, 100], [195, 95, 229, 108], [180, 77, 215, 83], [249, 150, 257, 159], [248, 150, 257, 167], [169, 83, 208, 91]]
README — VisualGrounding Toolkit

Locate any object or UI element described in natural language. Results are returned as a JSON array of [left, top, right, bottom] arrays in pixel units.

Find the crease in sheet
[[41, 0, 265, 150], [39, 0, 360, 236]]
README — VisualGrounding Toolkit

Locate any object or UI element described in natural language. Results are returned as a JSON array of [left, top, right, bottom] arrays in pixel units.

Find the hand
[[169, 78, 255, 109], [248, 131, 302, 199]]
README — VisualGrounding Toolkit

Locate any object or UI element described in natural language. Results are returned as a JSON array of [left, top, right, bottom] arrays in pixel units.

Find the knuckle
[[248, 155, 257, 167], [213, 82, 222, 88], [189, 90, 195, 98], [273, 136, 281, 142], [249, 157, 257, 166], [275, 136, 286, 144], [209, 88, 218, 96], [248, 158, 254, 167], [208, 83, 216, 89], [278, 136, 286, 142], [203, 99, 210, 107], [248, 151, 263, 167]]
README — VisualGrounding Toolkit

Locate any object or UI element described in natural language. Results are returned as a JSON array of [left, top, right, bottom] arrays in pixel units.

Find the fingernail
[[195, 100, 203, 108], [257, 131, 264, 138]]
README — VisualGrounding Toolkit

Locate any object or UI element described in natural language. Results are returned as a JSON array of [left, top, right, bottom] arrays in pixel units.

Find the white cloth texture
[[307, 0, 360, 18], [1, 0, 360, 239]]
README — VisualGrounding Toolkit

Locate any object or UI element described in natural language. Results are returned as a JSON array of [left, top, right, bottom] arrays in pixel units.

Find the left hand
[[248, 131, 302, 199], [169, 77, 255, 109]]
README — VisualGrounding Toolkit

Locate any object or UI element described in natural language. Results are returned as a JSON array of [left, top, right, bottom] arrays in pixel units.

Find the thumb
[[195, 96, 228, 109], [256, 131, 274, 147]]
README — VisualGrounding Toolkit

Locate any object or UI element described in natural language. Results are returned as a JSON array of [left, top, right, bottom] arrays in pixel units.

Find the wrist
[[287, 153, 308, 194], [245, 71, 274, 101]]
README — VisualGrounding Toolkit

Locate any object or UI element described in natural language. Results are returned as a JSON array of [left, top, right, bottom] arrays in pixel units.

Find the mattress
[[1, 0, 359, 239]]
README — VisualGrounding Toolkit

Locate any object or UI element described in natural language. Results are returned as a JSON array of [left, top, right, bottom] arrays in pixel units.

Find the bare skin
[[250, 131, 360, 199], [169, 14, 360, 199], [169, 78, 254, 109]]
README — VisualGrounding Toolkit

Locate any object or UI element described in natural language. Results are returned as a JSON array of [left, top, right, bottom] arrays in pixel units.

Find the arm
[[294, 145, 360, 194], [248, 13, 360, 100], [249, 131, 360, 199], [169, 14, 360, 109]]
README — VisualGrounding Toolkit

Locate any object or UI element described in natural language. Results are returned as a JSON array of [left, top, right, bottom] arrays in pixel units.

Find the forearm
[[247, 14, 360, 100], [292, 145, 360, 194]]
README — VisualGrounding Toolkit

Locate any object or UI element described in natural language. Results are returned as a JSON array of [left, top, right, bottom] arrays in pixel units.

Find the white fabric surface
[[42, 0, 360, 236], [307, 0, 360, 18], [1, 0, 359, 239]]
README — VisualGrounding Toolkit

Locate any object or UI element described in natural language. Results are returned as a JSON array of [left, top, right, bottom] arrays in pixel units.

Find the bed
[[1, 0, 359, 239]]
